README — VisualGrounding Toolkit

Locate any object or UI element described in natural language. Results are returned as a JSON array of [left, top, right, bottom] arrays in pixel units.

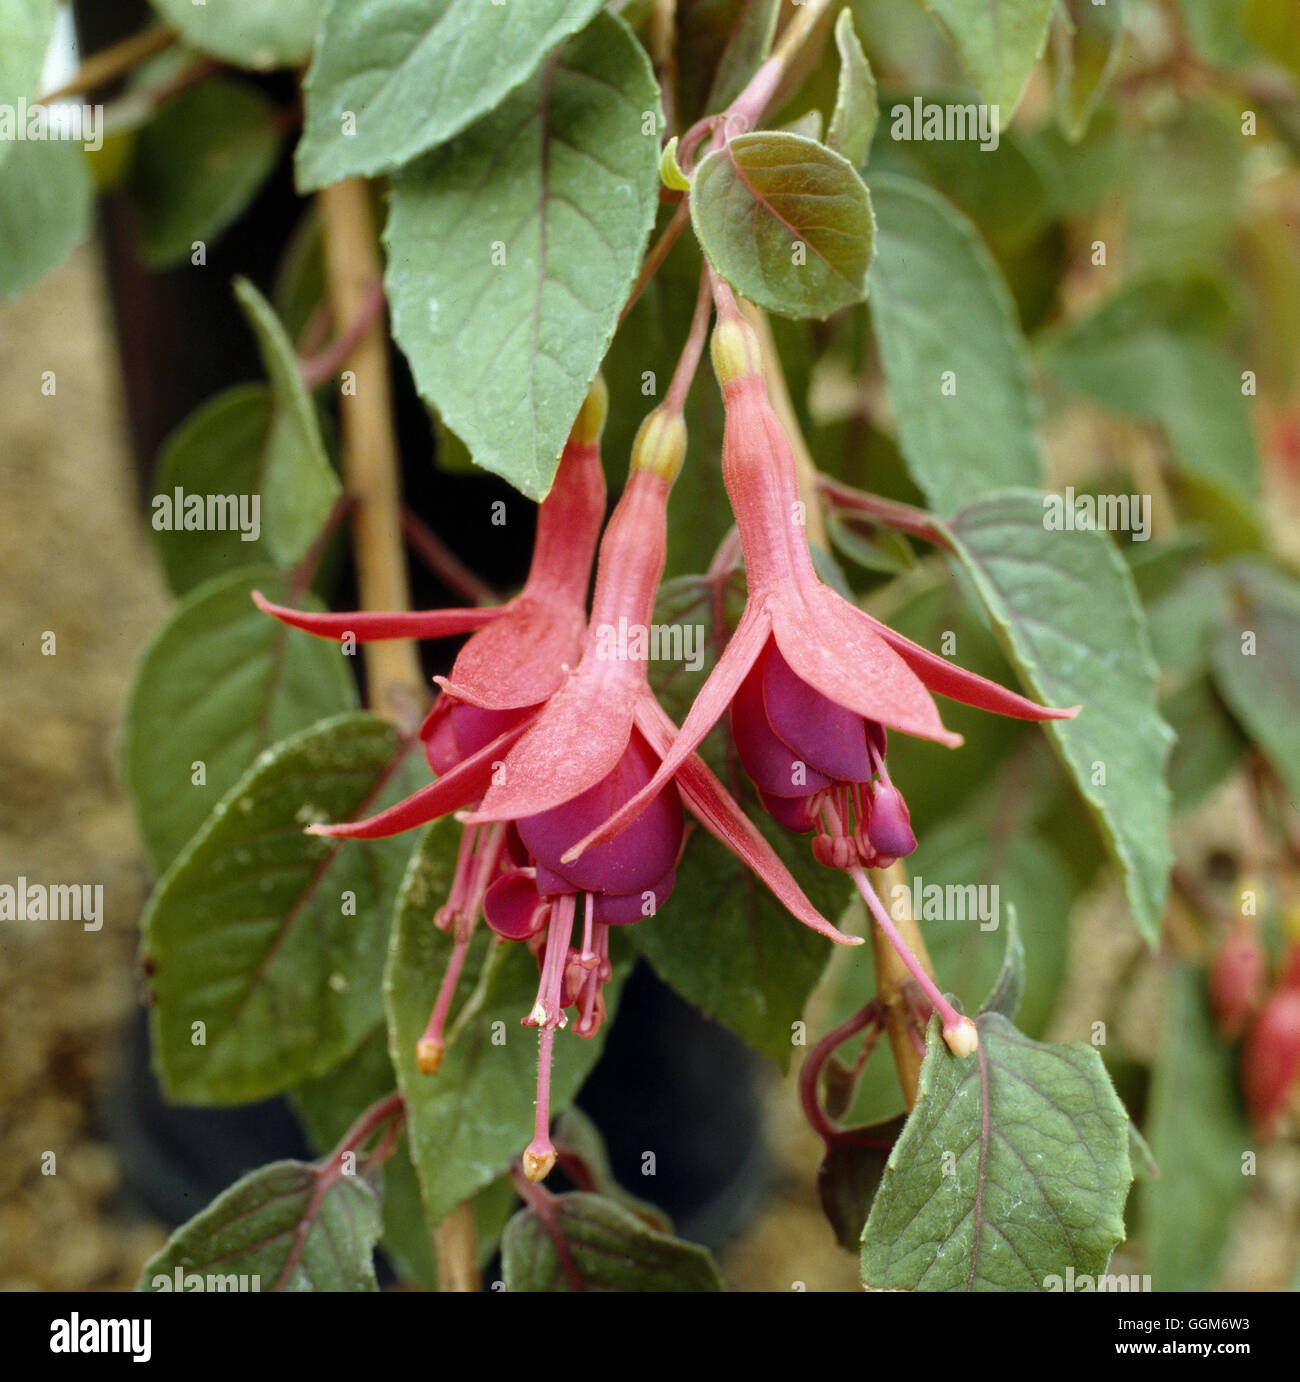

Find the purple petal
[[761, 641, 873, 784]]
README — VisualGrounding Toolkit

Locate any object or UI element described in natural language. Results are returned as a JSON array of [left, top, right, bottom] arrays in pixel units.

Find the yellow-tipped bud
[[415, 1037, 444, 1075], [630, 407, 687, 483], [570, 372, 609, 446], [522, 1143, 557, 1183], [710, 312, 763, 385]]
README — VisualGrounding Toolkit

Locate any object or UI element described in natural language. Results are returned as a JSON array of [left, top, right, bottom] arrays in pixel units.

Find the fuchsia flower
[[563, 280, 1080, 1056], [257, 381, 860, 1180]]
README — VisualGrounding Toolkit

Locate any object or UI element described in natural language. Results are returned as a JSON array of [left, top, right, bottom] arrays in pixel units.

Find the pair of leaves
[[384, 11, 661, 499], [151, 278, 340, 594]]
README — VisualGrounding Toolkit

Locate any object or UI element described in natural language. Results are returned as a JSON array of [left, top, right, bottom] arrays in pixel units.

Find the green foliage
[[501, 1192, 724, 1291], [127, 79, 281, 269], [946, 492, 1173, 947], [384, 11, 661, 499], [137, 1160, 380, 1292], [922, 0, 1056, 114], [122, 568, 357, 874], [148, 0, 325, 69], [141, 713, 425, 1104], [861, 1013, 1134, 1290], [691, 131, 875, 319], [298, 0, 605, 188], [0, 138, 92, 300], [1141, 964, 1251, 1290], [867, 174, 1043, 513]]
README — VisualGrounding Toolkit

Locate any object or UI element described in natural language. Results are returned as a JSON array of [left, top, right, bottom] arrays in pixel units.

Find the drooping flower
[[563, 278, 1080, 1056], [253, 382, 610, 831], [265, 374, 860, 1178]]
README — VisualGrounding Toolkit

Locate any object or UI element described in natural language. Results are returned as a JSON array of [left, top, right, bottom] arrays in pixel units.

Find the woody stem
[[316, 178, 476, 1289]]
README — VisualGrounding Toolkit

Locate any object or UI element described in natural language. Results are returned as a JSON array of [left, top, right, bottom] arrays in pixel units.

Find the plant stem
[[401, 507, 500, 606], [865, 860, 951, 1106], [621, 199, 690, 324], [39, 24, 177, 102], [317, 179, 477, 1290], [664, 264, 713, 414], [317, 180, 425, 733], [819, 476, 953, 549]]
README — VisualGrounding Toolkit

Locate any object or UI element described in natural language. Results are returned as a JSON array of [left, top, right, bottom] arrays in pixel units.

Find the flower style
[[562, 279, 1080, 1056]]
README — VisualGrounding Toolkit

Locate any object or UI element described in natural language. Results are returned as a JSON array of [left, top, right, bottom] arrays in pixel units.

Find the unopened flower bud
[[630, 407, 687, 482], [1208, 929, 1268, 1040], [867, 781, 917, 860], [710, 312, 763, 386], [523, 1139, 557, 1183], [416, 1037, 444, 1076], [570, 372, 608, 445], [1242, 984, 1300, 1140]]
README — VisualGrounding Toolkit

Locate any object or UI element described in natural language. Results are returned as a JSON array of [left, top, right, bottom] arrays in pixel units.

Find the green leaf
[[860, 1012, 1133, 1290], [1211, 561, 1300, 805], [141, 712, 425, 1104], [827, 8, 877, 167], [817, 1116, 906, 1252], [293, 1026, 515, 1285], [633, 814, 847, 1069], [1163, 676, 1247, 814], [385, 11, 661, 499], [233, 277, 342, 561], [0, 0, 56, 171], [674, 0, 781, 127], [151, 387, 280, 594], [867, 174, 1042, 513], [1126, 106, 1244, 273], [0, 137, 93, 301], [386, 823, 626, 1226], [297, 0, 605, 188], [980, 905, 1026, 1021], [946, 491, 1174, 947], [1141, 963, 1250, 1290], [122, 568, 357, 875], [501, 1191, 724, 1291], [127, 79, 281, 269], [137, 1160, 380, 1292], [1049, 0, 1127, 140], [148, 0, 326, 69], [924, 0, 1056, 114], [1038, 275, 1259, 503], [691, 131, 875, 319]]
